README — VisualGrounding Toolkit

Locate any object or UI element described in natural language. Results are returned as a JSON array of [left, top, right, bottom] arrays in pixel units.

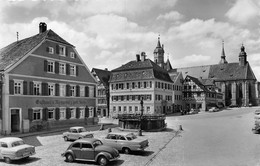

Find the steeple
[[154, 35, 165, 66], [239, 43, 247, 66], [219, 40, 228, 64], [156, 35, 161, 48]]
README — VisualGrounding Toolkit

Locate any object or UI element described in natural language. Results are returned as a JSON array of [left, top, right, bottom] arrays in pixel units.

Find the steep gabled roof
[[111, 58, 173, 82], [0, 29, 73, 71], [91, 68, 111, 86], [185, 75, 209, 92]]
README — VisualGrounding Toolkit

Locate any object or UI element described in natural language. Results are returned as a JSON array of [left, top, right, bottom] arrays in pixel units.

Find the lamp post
[[138, 97, 144, 136]]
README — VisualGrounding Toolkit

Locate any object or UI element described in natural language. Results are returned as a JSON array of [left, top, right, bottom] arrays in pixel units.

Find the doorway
[[11, 109, 20, 132]]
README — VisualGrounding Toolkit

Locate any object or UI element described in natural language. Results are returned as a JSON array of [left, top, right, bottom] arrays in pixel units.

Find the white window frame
[[59, 63, 66, 75], [80, 85, 85, 97], [48, 47, 54, 54], [48, 83, 55, 96], [70, 64, 76, 76], [89, 107, 94, 117], [47, 60, 55, 73], [70, 52, 75, 58], [59, 107, 66, 120], [48, 107, 55, 120], [14, 79, 23, 95], [60, 84, 66, 97], [70, 107, 76, 119], [79, 107, 85, 119], [33, 81, 42, 95], [33, 108, 42, 121], [70, 85, 76, 97], [59, 45, 66, 56]]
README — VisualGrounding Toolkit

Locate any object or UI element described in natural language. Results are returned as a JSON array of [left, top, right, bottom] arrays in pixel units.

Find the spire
[[157, 34, 161, 48], [239, 43, 247, 66], [219, 40, 228, 64]]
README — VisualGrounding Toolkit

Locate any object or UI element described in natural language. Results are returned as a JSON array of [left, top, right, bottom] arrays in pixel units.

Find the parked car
[[208, 107, 220, 112], [61, 138, 120, 166], [101, 132, 149, 154], [0, 137, 35, 163], [252, 110, 260, 134], [62, 126, 94, 141]]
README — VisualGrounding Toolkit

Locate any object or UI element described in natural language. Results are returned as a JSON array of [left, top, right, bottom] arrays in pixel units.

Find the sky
[[1, 0, 260, 80]]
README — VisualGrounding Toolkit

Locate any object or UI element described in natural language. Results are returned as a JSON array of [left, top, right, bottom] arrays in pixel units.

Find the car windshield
[[93, 140, 103, 148], [11, 140, 24, 147], [78, 128, 87, 133], [126, 133, 137, 140]]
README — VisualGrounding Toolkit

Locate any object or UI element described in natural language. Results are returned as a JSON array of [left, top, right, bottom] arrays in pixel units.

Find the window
[[70, 108, 76, 118], [60, 84, 66, 97], [48, 83, 55, 96], [48, 47, 54, 54], [124, 106, 127, 112], [72, 143, 81, 149], [135, 106, 138, 112], [0, 142, 8, 148], [82, 143, 92, 149], [70, 85, 76, 97], [33, 109, 41, 120], [129, 106, 132, 112], [14, 80, 23, 95], [118, 106, 121, 112], [147, 106, 150, 112], [70, 52, 75, 58], [80, 108, 85, 118], [48, 108, 55, 120], [59, 63, 66, 75], [89, 107, 94, 117], [33, 82, 41, 95], [113, 106, 116, 112], [70, 65, 76, 76], [47, 61, 55, 73], [59, 45, 66, 56], [80, 86, 85, 97], [60, 108, 66, 119]]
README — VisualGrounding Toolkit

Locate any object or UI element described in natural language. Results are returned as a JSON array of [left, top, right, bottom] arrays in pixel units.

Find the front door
[[11, 109, 20, 132]]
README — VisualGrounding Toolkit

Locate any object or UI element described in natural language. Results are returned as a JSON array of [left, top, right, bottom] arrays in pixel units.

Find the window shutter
[[44, 60, 47, 72], [42, 108, 47, 121], [28, 108, 33, 121], [76, 66, 79, 76], [76, 108, 80, 119], [85, 107, 89, 118], [55, 84, 59, 96], [23, 81, 27, 95], [94, 107, 97, 117], [46, 47, 49, 52], [85, 86, 89, 97], [55, 108, 60, 120], [56, 44, 59, 54], [42, 83, 48, 96], [65, 46, 68, 56], [29, 82, 34, 95], [55, 62, 59, 74], [66, 108, 71, 119], [66, 64, 70, 75], [9, 80, 14, 95], [76, 85, 80, 97], [74, 52, 77, 59], [94, 87, 96, 97], [66, 84, 70, 96]]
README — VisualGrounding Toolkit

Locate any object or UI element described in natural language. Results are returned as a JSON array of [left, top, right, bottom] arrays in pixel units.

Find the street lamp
[[138, 97, 144, 136]]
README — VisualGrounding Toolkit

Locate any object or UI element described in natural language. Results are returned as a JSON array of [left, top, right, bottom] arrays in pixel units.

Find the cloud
[[226, 0, 260, 24], [157, 11, 183, 21], [171, 54, 211, 68]]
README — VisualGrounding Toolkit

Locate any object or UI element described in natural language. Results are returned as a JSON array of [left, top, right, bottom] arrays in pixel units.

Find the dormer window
[[70, 52, 75, 58], [59, 45, 66, 56]]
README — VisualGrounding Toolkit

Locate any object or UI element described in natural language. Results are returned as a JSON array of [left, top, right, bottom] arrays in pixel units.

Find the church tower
[[219, 40, 228, 64], [154, 35, 165, 67], [239, 44, 247, 66]]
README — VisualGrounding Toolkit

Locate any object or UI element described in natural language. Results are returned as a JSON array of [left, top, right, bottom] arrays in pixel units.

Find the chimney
[[141, 52, 146, 61], [136, 54, 140, 61], [39, 22, 47, 33], [105, 68, 108, 71]]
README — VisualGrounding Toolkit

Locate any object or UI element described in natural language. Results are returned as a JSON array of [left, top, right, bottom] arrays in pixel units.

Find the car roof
[[0, 137, 23, 143], [70, 126, 85, 129], [108, 132, 134, 136], [255, 110, 260, 113], [74, 138, 99, 144]]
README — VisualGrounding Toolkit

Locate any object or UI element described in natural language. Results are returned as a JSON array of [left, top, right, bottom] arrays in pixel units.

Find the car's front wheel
[[65, 154, 74, 162], [4, 157, 11, 164], [64, 136, 69, 141], [98, 156, 108, 166], [123, 147, 131, 154]]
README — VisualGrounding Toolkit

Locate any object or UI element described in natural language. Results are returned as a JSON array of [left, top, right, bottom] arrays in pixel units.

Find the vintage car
[[252, 110, 260, 134], [62, 126, 94, 141], [208, 107, 220, 112], [101, 132, 149, 154], [0, 137, 35, 163], [61, 138, 120, 166]]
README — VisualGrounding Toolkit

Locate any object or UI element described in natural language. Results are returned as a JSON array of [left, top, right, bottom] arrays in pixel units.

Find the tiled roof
[[172, 62, 256, 81], [91, 68, 111, 86], [0, 29, 73, 71], [169, 72, 181, 83], [186, 75, 209, 92], [111, 58, 173, 82]]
